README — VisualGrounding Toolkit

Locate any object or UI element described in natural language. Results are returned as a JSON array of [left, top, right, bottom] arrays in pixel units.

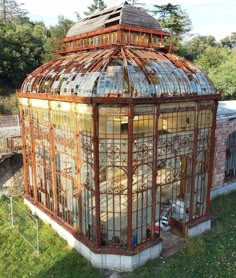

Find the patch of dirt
[[0, 153, 23, 197]]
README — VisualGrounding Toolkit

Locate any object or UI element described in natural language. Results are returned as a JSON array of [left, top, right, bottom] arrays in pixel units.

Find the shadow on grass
[[36, 248, 105, 278]]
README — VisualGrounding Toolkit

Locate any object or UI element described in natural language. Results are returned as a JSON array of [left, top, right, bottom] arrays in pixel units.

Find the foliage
[[84, 0, 107, 16], [0, 93, 18, 113], [43, 16, 74, 62], [221, 32, 236, 48], [180, 35, 236, 99], [195, 46, 229, 73], [0, 14, 74, 92], [207, 50, 236, 99], [181, 35, 217, 61], [0, 19, 45, 89], [126, 0, 145, 8], [0, 0, 27, 23], [151, 3, 192, 38]]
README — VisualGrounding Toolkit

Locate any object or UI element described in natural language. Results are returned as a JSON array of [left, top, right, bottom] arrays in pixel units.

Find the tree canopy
[[151, 3, 192, 38], [0, 0, 27, 22], [221, 32, 236, 49], [0, 20, 45, 88], [84, 0, 107, 16], [180, 35, 217, 61], [43, 16, 74, 62], [0, 15, 74, 89]]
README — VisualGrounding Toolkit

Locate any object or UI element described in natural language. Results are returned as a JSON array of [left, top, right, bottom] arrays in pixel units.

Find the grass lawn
[[0, 192, 236, 277]]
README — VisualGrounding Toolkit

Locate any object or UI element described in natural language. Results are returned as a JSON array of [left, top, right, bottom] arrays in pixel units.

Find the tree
[[221, 32, 236, 49], [0, 0, 27, 22], [207, 50, 236, 99], [180, 35, 217, 61], [195, 46, 229, 73], [74, 11, 81, 21], [151, 3, 191, 38], [43, 16, 74, 62], [0, 20, 45, 88], [126, 0, 145, 7], [84, 0, 107, 16]]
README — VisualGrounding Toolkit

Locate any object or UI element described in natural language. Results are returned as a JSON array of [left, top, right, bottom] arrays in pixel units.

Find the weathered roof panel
[[67, 3, 162, 37]]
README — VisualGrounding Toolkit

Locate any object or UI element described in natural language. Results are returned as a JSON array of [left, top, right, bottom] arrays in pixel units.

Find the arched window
[[225, 131, 236, 181]]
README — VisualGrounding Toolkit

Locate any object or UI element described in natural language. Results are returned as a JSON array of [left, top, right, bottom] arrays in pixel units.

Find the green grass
[[0, 197, 104, 278], [0, 93, 19, 114], [0, 192, 236, 277]]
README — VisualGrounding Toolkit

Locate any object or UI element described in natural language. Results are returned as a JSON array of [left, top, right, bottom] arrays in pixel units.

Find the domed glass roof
[[22, 46, 215, 97]]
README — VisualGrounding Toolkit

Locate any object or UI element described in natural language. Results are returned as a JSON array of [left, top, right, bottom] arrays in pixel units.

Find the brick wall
[[214, 117, 236, 187]]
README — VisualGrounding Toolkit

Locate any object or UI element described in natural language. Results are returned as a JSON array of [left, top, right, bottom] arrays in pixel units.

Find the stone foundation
[[187, 219, 211, 237], [211, 181, 236, 200]]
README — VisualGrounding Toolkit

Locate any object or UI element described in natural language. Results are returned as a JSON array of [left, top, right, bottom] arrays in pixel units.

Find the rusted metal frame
[[17, 92, 92, 104], [166, 53, 197, 74], [82, 49, 109, 73], [30, 75, 43, 92], [97, 46, 121, 84], [62, 59, 79, 74], [121, 47, 131, 95], [63, 24, 169, 43], [71, 51, 100, 75], [92, 103, 101, 249], [151, 104, 159, 239], [119, 24, 169, 37], [117, 29, 122, 44], [84, 48, 114, 73], [17, 92, 220, 104], [40, 60, 68, 93], [19, 102, 29, 197], [75, 107, 83, 234], [123, 48, 153, 86], [189, 102, 199, 222], [164, 53, 190, 74], [57, 43, 117, 55], [59, 39, 175, 55], [127, 104, 134, 250], [205, 100, 218, 216], [48, 101, 58, 217], [28, 100, 38, 204], [31, 60, 60, 92], [27, 193, 163, 254]]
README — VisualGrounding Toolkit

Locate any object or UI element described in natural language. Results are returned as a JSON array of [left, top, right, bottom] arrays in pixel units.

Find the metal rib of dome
[[21, 46, 215, 97]]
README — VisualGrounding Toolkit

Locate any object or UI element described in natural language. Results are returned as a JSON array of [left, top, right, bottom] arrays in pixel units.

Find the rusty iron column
[[48, 101, 58, 217], [29, 100, 38, 204], [151, 103, 159, 239], [189, 102, 199, 222], [127, 104, 134, 250], [18, 102, 29, 197], [75, 107, 83, 233], [93, 103, 101, 249], [206, 100, 218, 216]]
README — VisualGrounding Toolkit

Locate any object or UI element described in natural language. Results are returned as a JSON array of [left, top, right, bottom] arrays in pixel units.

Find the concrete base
[[188, 219, 211, 237], [211, 181, 236, 200], [24, 199, 162, 272]]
